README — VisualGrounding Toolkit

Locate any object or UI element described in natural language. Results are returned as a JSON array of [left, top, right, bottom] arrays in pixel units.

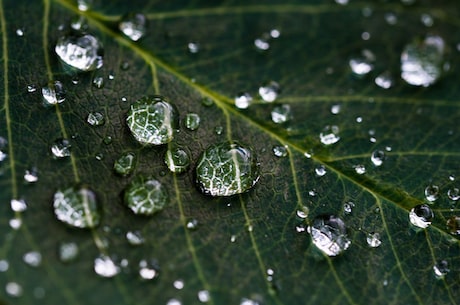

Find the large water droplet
[[51, 138, 71, 158], [271, 104, 291, 124], [126, 95, 179, 145], [55, 33, 103, 72], [124, 175, 169, 216], [94, 255, 120, 278], [446, 216, 460, 235], [53, 186, 101, 228], [195, 142, 259, 196], [319, 125, 340, 145], [349, 49, 375, 75], [308, 214, 351, 256], [87, 112, 105, 126], [424, 184, 439, 202], [58, 242, 79, 263], [165, 147, 190, 174], [433, 260, 449, 279], [366, 232, 382, 248], [409, 204, 433, 228], [119, 13, 147, 41], [114, 152, 137, 176], [371, 150, 385, 166], [401, 35, 444, 87], [259, 81, 280, 102], [185, 113, 200, 131], [234, 92, 253, 109], [42, 81, 65, 105]]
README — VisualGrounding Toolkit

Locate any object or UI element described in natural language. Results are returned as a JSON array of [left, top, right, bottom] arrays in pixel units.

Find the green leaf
[[1, 0, 459, 304]]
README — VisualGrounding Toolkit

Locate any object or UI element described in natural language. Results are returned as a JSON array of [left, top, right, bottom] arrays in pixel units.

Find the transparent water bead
[[114, 152, 137, 176], [53, 186, 101, 229], [92, 76, 104, 89], [126, 230, 145, 246], [51, 138, 71, 158], [271, 104, 291, 124], [195, 142, 259, 197], [354, 164, 366, 175], [307, 214, 351, 256], [259, 81, 280, 102], [349, 49, 375, 75], [371, 150, 385, 166], [139, 259, 159, 280], [319, 125, 340, 145], [315, 165, 327, 177], [87, 112, 105, 126], [94, 255, 120, 278], [185, 113, 200, 131], [58, 242, 79, 263], [42, 80, 65, 105], [343, 201, 354, 214], [187, 42, 200, 54], [5, 282, 22, 297], [198, 290, 211, 303], [424, 184, 439, 202], [27, 84, 37, 93], [401, 35, 444, 87], [272, 145, 288, 158], [126, 95, 179, 145], [447, 188, 460, 201], [124, 175, 169, 216], [409, 204, 433, 228], [331, 104, 341, 114], [446, 216, 460, 235], [165, 147, 190, 173], [296, 206, 309, 219], [24, 167, 38, 183], [234, 92, 253, 109], [55, 33, 103, 72], [375, 72, 393, 89], [23, 251, 42, 267], [10, 199, 27, 212], [119, 13, 147, 41], [366, 232, 382, 248], [433, 260, 449, 279]]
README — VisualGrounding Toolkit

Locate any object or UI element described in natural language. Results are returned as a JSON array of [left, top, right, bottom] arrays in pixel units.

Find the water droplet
[[103, 136, 113, 145], [126, 95, 179, 145], [401, 35, 444, 87], [331, 104, 341, 115], [447, 188, 459, 201], [164, 147, 190, 174], [349, 49, 375, 75], [270, 29, 280, 38], [446, 216, 460, 235], [308, 214, 351, 256], [272, 145, 288, 158], [9, 217, 22, 229], [16, 28, 24, 37], [354, 164, 366, 175], [124, 175, 169, 216], [271, 104, 291, 124], [361, 31, 371, 41], [343, 201, 355, 214], [335, 0, 349, 5], [185, 113, 200, 131], [195, 142, 259, 196], [366, 232, 382, 248], [296, 206, 309, 219], [27, 84, 37, 93], [254, 36, 270, 51], [139, 259, 159, 280], [42, 81, 65, 106], [5, 282, 22, 297], [315, 165, 327, 177], [92, 76, 104, 89], [409, 204, 433, 228], [10, 199, 27, 212], [53, 186, 101, 229], [214, 126, 223, 135], [126, 230, 145, 246], [234, 92, 253, 109], [371, 150, 385, 166], [187, 42, 200, 54], [51, 138, 71, 158], [58, 242, 79, 263], [114, 152, 137, 176], [259, 81, 280, 102], [230, 235, 237, 242], [424, 184, 439, 202], [198, 290, 210, 303], [94, 255, 120, 278], [77, 0, 92, 11], [119, 13, 147, 41], [240, 298, 260, 305], [375, 72, 393, 89], [385, 13, 398, 25], [319, 125, 340, 145], [186, 219, 199, 230], [87, 112, 105, 126], [24, 167, 38, 183], [167, 299, 182, 305], [23, 251, 42, 267], [55, 33, 103, 72], [70, 15, 88, 31], [173, 279, 184, 290], [433, 260, 449, 279], [201, 97, 214, 107], [420, 13, 434, 27]]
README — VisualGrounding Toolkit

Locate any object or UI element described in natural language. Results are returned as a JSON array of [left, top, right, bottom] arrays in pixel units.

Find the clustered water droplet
[[126, 230, 145, 246], [308, 214, 351, 256], [124, 175, 169, 216], [94, 255, 120, 278], [409, 204, 433, 229], [374, 71, 393, 89], [55, 33, 103, 72], [23, 251, 42, 267], [138, 259, 159, 280]]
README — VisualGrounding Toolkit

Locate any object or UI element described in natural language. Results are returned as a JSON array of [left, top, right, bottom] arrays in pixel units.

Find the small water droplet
[[198, 290, 210, 303], [70, 15, 88, 31], [9, 217, 22, 229], [335, 0, 349, 5], [201, 97, 213, 107], [23, 251, 42, 267], [234, 92, 253, 109], [5, 282, 22, 297], [356, 116, 363, 123], [103, 136, 113, 145], [230, 235, 237, 242], [420, 13, 434, 27], [308, 214, 351, 256], [53, 186, 101, 228], [126, 95, 179, 145], [319, 125, 340, 145], [187, 42, 200, 54], [58, 242, 79, 263], [124, 175, 169, 216], [424, 184, 439, 202], [433, 260, 449, 279], [16, 28, 24, 37], [371, 150, 385, 166], [27, 84, 37, 93], [186, 219, 199, 230], [185, 113, 200, 131], [55, 33, 103, 72], [94, 255, 120, 278], [349, 49, 375, 75], [10, 198, 27, 212], [331, 104, 341, 115], [173, 280, 184, 290], [271, 104, 291, 124], [119, 13, 147, 41], [92, 76, 104, 89], [114, 152, 137, 176], [120, 61, 130, 70], [259, 81, 280, 103], [385, 13, 398, 25], [409, 204, 433, 228], [296, 206, 309, 219], [165, 147, 191, 174], [77, 0, 92, 11], [375, 71, 393, 89], [214, 126, 223, 135], [366, 232, 382, 248], [42, 81, 66, 106], [343, 201, 355, 214], [401, 35, 444, 87], [446, 216, 460, 235], [0, 260, 9, 272], [139, 259, 159, 280], [270, 29, 280, 38], [195, 142, 259, 196], [272, 145, 288, 158], [24, 167, 38, 183], [315, 165, 327, 177], [126, 230, 145, 246], [254, 36, 270, 51], [167, 299, 182, 305], [51, 138, 71, 158], [87, 112, 105, 126], [354, 164, 366, 175], [447, 188, 459, 201]]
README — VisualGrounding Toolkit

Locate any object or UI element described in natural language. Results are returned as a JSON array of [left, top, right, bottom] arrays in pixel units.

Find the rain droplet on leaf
[[354, 164, 366, 175], [308, 214, 351, 256], [195, 142, 260, 196], [94, 255, 120, 278], [447, 188, 460, 201], [331, 104, 341, 114], [27, 84, 37, 93], [0, 260, 9, 272], [259, 81, 280, 102], [185, 113, 200, 131], [186, 219, 199, 230], [5, 282, 22, 297], [319, 125, 340, 145], [315, 165, 326, 177], [424, 184, 439, 202], [124, 175, 169, 216], [366, 232, 382, 248], [433, 260, 449, 279], [349, 49, 375, 75], [446, 216, 460, 235], [187, 42, 200, 54], [119, 13, 147, 41], [371, 150, 385, 166], [409, 204, 433, 228], [114, 152, 137, 176], [139, 259, 159, 280], [87, 112, 105, 126], [165, 147, 190, 173], [51, 138, 71, 158], [343, 201, 354, 214], [271, 104, 291, 124], [296, 206, 309, 219], [58, 242, 79, 263], [375, 71, 393, 89], [126, 230, 145, 246], [272, 145, 288, 158], [234, 92, 253, 109], [23, 251, 42, 267], [42, 81, 65, 106], [24, 167, 38, 183], [77, 0, 92, 11], [10, 199, 27, 212], [55, 33, 103, 72], [92, 76, 104, 89], [198, 290, 211, 303]]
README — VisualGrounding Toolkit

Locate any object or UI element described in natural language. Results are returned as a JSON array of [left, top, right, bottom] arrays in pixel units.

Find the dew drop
[[70, 16, 88, 31], [119, 13, 147, 41], [259, 81, 280, 103], [385, 13, 398, 25], [103, 136, 113, 145], [165, 147, 191, 174], [271, 104, 291, 124], [366, 232, 382, 248], [167, 299, 182, 305], [272, 145, 288, 158], [139, 259, 159, 280], [77, 0, 92, 11], [254, 36, 270, 51], [195, 142, 259, 196], [27, 84, 37, 93], [335, 0, 349, 5], [24, 167, 38, 183], [9, 217, 22, 230], [94, 255, 120, 278], [420, 13, 434, 27], [87, 112, 105, 126], [114, 152, 137, 176], [92, 76, 104, 89], [401, 35, 444, 87], [433, 260, 449, 279], [187, 42, 200, 54], [307, 214, 351, 256], [354, 164, 366, 175], [270, 29, 280, 38], [55, 33, 103, 72], [296, 206, 309, 219], [349, 49, 375, 75], [447, 188, 459, 201], [51, 138, 71, 158], [374, 72, 393, 89], [173, 279, 184, 290], [53, 186, 101, 229], [10, 198, 27, 212], [446, 216, 460, 235], [126, 230, 145, 246], [5, 282, 22, 297], [319, 125, 340, 145], [124, 175, 169, 216], [16, 28, 24, 37], [42, 81, 65, 106], [126, 95, 179, 145], [214, 126, 223, 135], [198, 290, 211, 303], [185, 113, 201, 131], [315, 165, 327, 177], [371, 150, 385, 166], [23, 251, 42, 267], [58, 242, 79, 263], [409, 204, 433, 228], [186, 219, 199, 230], [331, 104, 341, 115], [234, 92, 253, 109], [343, 201, 354, 215], [424, 184, 439, 202]]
